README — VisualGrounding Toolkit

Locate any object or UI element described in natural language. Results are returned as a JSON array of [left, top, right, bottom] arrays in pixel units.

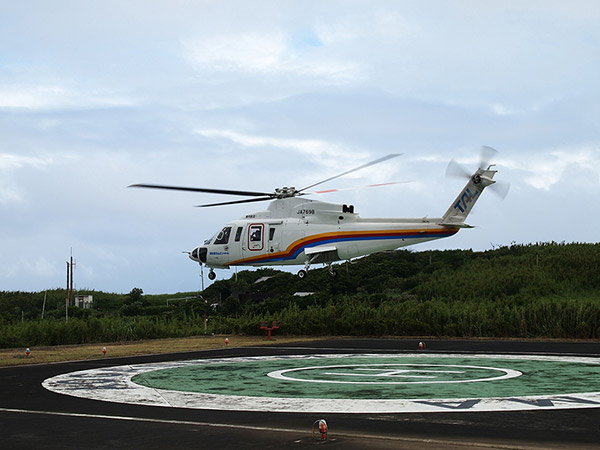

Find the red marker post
[[25, 348, 31, 357], [225, 338, 229, 346], [102, 347, 107, 356], [319, 419, 328, 440], [312, 419, 328, 440]]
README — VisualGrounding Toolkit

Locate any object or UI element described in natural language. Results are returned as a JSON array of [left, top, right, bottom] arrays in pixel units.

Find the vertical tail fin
[[440, 166, 498, 226]]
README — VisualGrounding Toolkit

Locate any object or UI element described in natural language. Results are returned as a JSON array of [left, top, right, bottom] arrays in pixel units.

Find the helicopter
[[130, 148, 506, 280]]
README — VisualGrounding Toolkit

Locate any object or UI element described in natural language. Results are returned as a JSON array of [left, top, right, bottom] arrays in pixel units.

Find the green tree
[[126, 288, 144, 304]]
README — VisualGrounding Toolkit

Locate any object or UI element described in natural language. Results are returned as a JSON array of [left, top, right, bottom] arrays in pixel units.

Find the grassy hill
[[1, 242, 599, 347]]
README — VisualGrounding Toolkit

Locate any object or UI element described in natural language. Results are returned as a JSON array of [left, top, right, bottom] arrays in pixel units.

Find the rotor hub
[[275, 186, 298, 198]]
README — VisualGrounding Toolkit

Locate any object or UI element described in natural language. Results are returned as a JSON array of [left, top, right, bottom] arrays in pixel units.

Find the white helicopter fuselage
[[190, 164, 497, 277], [192, 197, 459, 270]]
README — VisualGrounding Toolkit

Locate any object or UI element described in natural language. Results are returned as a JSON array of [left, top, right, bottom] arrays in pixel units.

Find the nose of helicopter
[[189, 246, 207, 263]]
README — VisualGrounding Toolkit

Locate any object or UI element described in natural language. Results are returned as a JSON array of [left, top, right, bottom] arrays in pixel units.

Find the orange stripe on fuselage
[[226, 227, 458, 267]]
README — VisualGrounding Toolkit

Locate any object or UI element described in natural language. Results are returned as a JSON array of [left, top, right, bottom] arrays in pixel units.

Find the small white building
[[293, 292, 315, 297], [73, 295, 93, 309]]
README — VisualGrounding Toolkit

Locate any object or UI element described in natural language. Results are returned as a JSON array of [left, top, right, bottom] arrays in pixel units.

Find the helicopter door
[[228, 225, 244, 261], [247, 224, 264, 251]]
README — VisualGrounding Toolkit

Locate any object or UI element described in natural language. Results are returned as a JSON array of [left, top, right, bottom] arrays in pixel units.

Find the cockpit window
[[213, 226, 232, 245]]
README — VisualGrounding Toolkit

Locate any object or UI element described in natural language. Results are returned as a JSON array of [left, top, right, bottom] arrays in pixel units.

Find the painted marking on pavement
[[268, 363, 521, 384], [42, 353, 600, 414], [0, 407, 303, 433], [0, 407, 523, 449]]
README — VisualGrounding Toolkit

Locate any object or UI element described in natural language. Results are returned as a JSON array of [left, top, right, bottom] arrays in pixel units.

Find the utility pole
[[65, 249, 76, 322], [66, 261, 70, 322], [70, 251, 76, 305], [200, 264, 204, 292]]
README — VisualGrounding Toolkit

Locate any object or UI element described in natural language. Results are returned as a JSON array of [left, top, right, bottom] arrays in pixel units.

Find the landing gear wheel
[[208, 270, 216, 280], [297, 269, 307, 279]]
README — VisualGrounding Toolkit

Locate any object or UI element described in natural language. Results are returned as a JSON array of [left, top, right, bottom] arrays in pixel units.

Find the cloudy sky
[[1, 1, 599, 294]]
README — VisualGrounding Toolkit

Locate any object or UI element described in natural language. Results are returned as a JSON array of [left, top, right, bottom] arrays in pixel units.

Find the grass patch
[[0, 335, 323, 367]]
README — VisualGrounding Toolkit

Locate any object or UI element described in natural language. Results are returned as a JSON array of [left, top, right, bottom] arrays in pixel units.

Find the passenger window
[[235, 227, 243, 242], [250, 226, 262, 242], [214, 226, 232, 245], [248, 224, 264, 251]]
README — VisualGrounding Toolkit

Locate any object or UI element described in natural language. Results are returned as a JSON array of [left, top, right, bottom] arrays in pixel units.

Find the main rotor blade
[[129, 183, 273, 198], [309, 180, 412, 195], [299, 154, 402, 193], [195, 196, 274, 208]]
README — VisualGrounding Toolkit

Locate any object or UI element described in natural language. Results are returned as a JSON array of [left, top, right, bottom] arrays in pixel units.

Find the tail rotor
[[446, 146, 510, 199]]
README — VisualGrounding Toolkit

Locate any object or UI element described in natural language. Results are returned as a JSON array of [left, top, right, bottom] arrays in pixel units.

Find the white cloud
[[0, 85, 70, 109], [194, 128, 373, 176], [0, 84, 136, 110], [192, 128, 409, 198], [0, 153, 65, 204], [315, 9, 419, 45], [0, 154, 54, 171], [195, 128, 347, 156], [491, 104, 517, 116], [504, 148, 600, 190], [0, 252, 62, 280], [184, 32, 286, 74], [0, 184, 21, 204], [489, 96, 566, 116], [182, 32, 361, 84]]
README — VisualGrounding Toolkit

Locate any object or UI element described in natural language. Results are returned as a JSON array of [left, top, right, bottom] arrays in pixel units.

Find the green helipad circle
[[42, 353, 600, 413], [130, 354, 598, 400]]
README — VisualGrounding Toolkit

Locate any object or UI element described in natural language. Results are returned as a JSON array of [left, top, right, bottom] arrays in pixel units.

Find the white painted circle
[[267, 363, 522, 384], [42, 353, 600, 414]]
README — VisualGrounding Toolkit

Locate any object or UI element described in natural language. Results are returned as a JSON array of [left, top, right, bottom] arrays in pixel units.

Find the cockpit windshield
[[213, 226, 232, 245]]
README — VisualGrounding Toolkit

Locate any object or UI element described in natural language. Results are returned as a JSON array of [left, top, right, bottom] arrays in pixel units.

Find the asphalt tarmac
[[1, 338, 600, 449]]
